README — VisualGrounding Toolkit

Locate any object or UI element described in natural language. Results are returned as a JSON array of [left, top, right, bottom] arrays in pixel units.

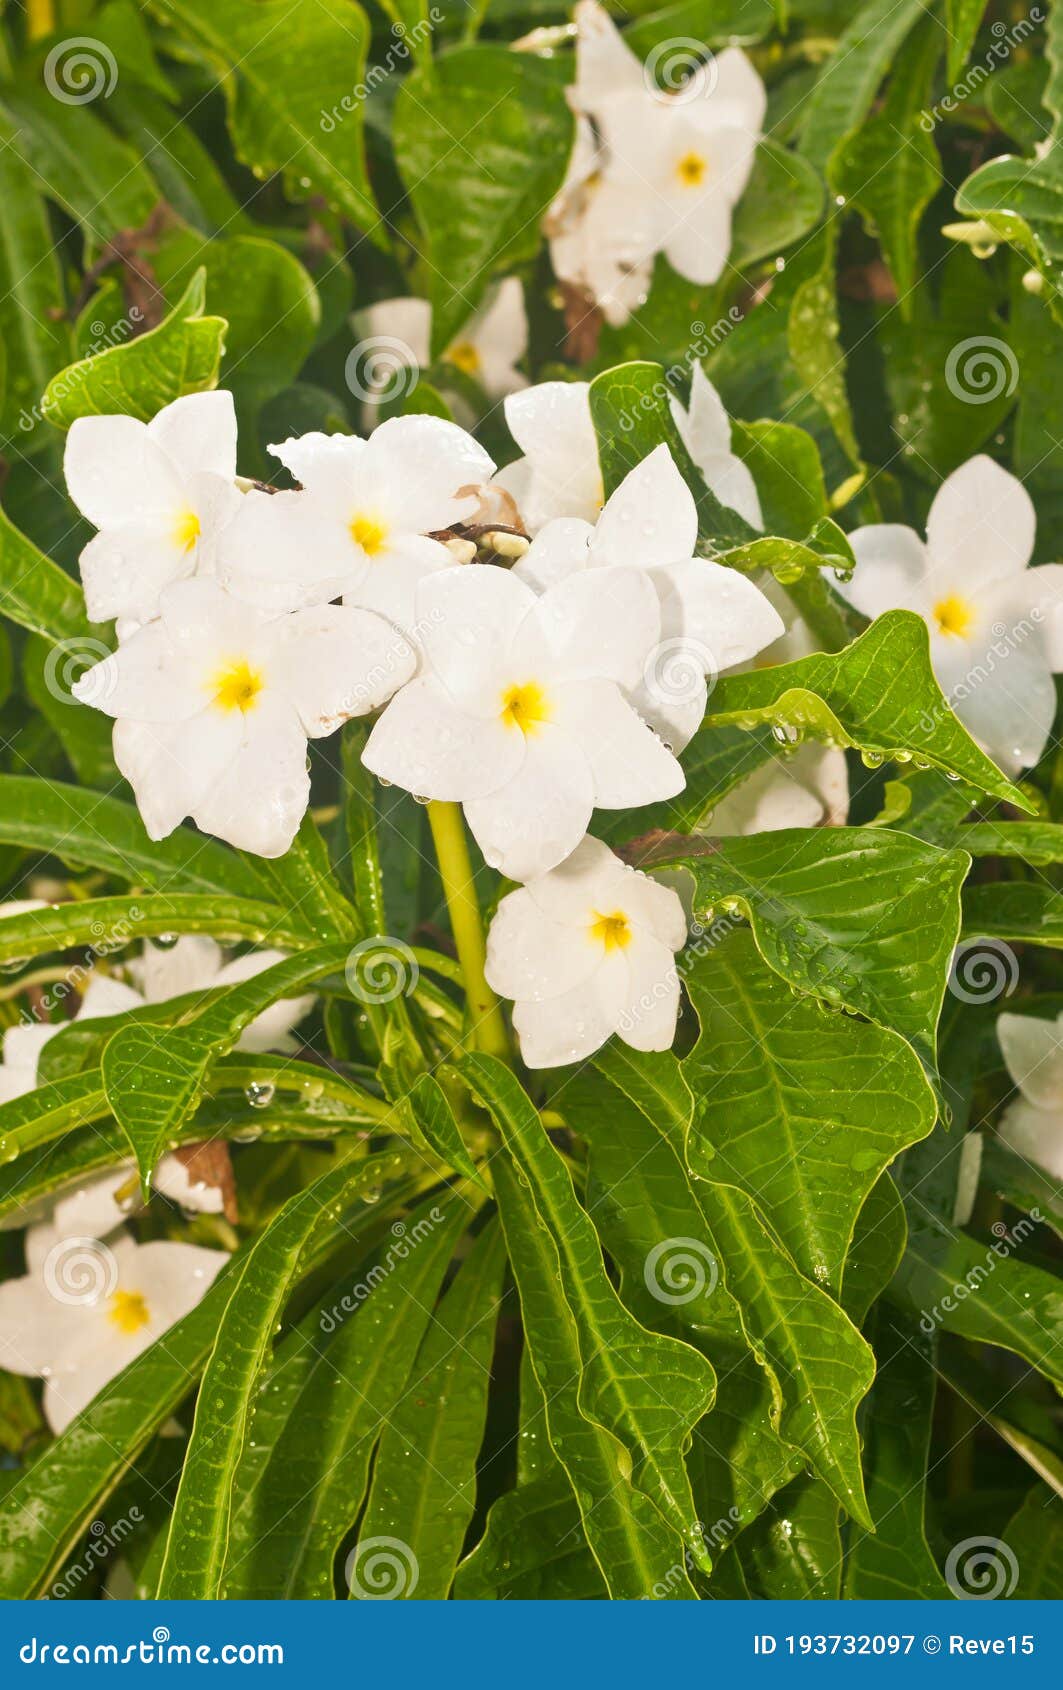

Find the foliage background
[[0, 0, 1060, 1603]]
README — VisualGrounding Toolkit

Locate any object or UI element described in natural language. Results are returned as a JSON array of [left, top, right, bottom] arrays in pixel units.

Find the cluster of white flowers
[[546, 0, 765, 324], [65, 380, 790, 1066], [0, 933, 312, 1430]]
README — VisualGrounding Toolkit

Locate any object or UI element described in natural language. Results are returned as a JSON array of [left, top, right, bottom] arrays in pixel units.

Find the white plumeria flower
[[0, 1223, 225, 1432], [546, 115, 657, 327], [218, 415, 495, 633], [359, 279, 528, 417], [996, 1011, 1063, 1180], [837, 456, 1063, 775], [496, 373, 761, 538], [485, 835, 686, 1066], [514, 444, 784, 750], [708, 745, 849, 834], [363, 563, 683, 881], [669, 365, 762, 530], [64, 392, 243, 625], [597, 37, 765, 287], [72, 578, 415, 857]]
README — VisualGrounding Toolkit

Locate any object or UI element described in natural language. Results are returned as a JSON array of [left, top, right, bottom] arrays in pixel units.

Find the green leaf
[[787, 227, 861, 465], [0, 893, 305, 969], [155, 1146, 420, 1596], [102, 942, 355, 1182], [963, 883, 1063, 949], [0, 147, 70, 447], [892, 1213, 1063, 1387], [220, 1189, 473, 1598], [1002, 1484, 1063, 1597], [956, 152, 1063, 323], [455, 1470, 607, 1599], [358, 1219, 507, 1598], [944, 0, 987, 87], [652, 826, 967, 1069], [683, 929, 936, 1289], [564, 1046, 875, 1527], [408, 1072, 486, 1186], [589, 360, 759, 547], [798, 0, 932, 172], [251, 811, 359, 942], [393, 47, 574, 349], [843, 1307, 951, 1598], [729, 139, 825, 270], [0, 504, 91, 646], [466, 1054, 716, 1596], [41, 270, 225, 429], [736, 1476, 842, 1598], [831, 73, 940, 312], [696, 610, 1032, 810], [842, 1173, 907, 1326], [0, 90, 157, 245], [0, 775, 269, 899], [151, 0, 382, 240]]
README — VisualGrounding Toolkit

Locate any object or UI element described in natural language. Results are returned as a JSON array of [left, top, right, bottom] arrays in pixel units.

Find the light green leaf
[[394, 47, 574, 350], [155, 1146, 420, 1596], [41, 271, 225, 429], [798, 0, 932, 172], [0, 147, 70, 447], [0, 894, 306, 969], [945, 0, 988, 86], [683, 929, 936, 1288], [466, 1054, 715, 1597], [831, 77, 940, 311], [151, 0, 382, 240], [788, 227, 861, 465], [454, 1470, 607, 1599], [0, 505, 91, 646], [359, 1219, 507, 1598], [651, 826, 968, 1068], [963, 883, 1063, 948], [0, 90, 157, 245], [729, 138, 825, 270], [737, 1476, 842, 1598], [696, 610, 1032, 810], [1002, 1484, 1063, 1598]]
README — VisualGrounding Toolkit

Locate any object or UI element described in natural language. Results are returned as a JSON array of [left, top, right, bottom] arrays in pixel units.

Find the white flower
[[669, 365, 762, 530], [0, 1022, 56, 1106], [72, 577, 415, 857], [996, 1011, 1063, 1180], [218, 414, 495, 632], [64, 392, 243, 625], [837, 456, 1063, 774], [598, 39, 765, 287], [359, 279, 528, 417], [123, 935, 314, 1053], [0, 1223, 225, 1432], [485, 834, 686, 1066], [362, 562, 683, 881], [514, 443, 784, 750], [497, 372, 761, 538], [708, 744, 849, 834], [546, 116, 657, 327]]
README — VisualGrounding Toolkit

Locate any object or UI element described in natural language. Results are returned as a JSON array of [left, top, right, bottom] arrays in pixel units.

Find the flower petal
[[618, 933, 682, 1051], [219, 487, 365, 613], [926, 456, 1035, 592], [363, 676, 521, 800], [835, 524, 929, 620], [113, 711, 243, 841], [516, 565, 661, 689], [464, 726, 595, 879], [78, 527, 194, 625], [419, 564, 538, 704], [997, 1011, 1063, 1109], [552, 679, 685, 805], [64, 416, 183, 529], [360, 415, 495, 533], [511, 951, 630, 1067], [513, 517, 594, 593], [269, 604, 416, 731], [343, 534, 454, 637], [485, 886, 603, 1001], [191, 698, 310, 857], [148, 391, 238, 482], [590, 445, 698, 570], [71, 623, 205, 724], [502, 382, 602, 529]]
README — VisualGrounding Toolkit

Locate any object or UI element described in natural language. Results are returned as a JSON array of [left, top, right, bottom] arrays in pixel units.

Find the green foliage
[[0, 0, 1060, 1609]]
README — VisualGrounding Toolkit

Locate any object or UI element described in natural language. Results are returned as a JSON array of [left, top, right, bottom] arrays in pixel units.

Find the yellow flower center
[[446, 340, 481, 377], [350, 514, 389, 557], [676, 151, 708, 188], [173, 508, 201, 553], [500, 682, 551, 735], [933, 594, 975, 638], [210, 657, 265, 713], [108, 1289, 150, 1335], [590, 910, 631, 951]]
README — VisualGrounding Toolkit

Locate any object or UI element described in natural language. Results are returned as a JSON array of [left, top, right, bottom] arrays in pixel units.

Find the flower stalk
[[427, 800, 511, 1062]]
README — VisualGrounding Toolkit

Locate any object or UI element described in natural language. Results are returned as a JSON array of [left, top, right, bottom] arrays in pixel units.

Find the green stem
[[427, 800, 511, 1062]]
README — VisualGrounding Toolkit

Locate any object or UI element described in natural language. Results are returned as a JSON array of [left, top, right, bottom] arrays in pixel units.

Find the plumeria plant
[[0, 0, 1061, 1608]]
